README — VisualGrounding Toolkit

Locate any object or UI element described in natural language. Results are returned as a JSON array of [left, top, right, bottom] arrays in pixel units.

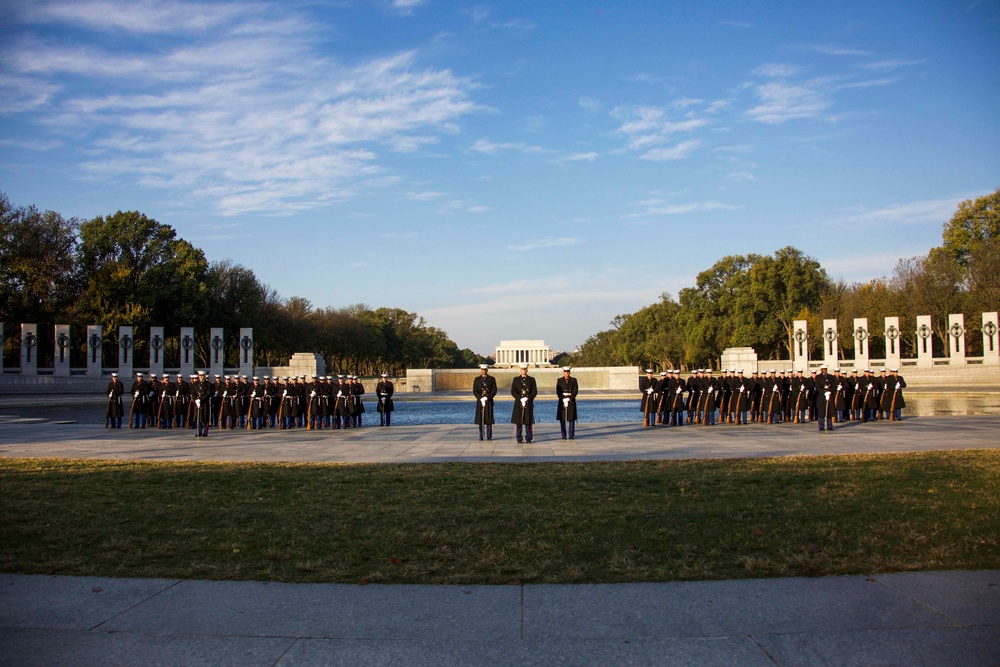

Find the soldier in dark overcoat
[[814, 365, 836, 431], [882, 369, 907, 421], [194, 371, 213, 437], [556, 366, 579, 439], [351, 376, 366, 427], [669, 370, 686, 426], [376, 374, 395, 426], [472, 364, 498, 440], [128, 372, 148, 428], [639, 368, 658, 428], [105, 371, 125, 428], [511, 363, 538, 443]]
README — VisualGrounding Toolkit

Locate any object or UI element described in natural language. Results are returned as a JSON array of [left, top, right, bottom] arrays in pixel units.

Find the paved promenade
[[2, 413, 998, 665], [2, 412, 998, 463]]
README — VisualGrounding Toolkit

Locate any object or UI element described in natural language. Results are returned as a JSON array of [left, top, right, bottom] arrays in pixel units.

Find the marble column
[[822, 319, 839, 368], [149, 326, 165, 376], [983, 312, 999, 365], [852, 318, 869, 371], [118, 325, 134, 379], [87, 325, 103, 378], [947, 313, 966, 366], [21, 323, 38, 376], [209, 328, 224, 378], [239, 327, 254, 376], [915, 315, 933, 368], [54, 324, 71, 377], [792, 319, 809, 372]]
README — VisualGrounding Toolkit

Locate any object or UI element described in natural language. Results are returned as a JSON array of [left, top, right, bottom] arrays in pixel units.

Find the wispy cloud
[[624, 199, 738, 219], [1, 1, 483, 216], [830, 197, 966, 226], [470, 138, 546, 154], [859, 58, 926, 71], [809, 45, 873, 57], [507, 237, 579, 252], [640, 139, 703, 161], [407, 191, 445, 201], [613, 105, 709, 159], [552, 152, 599, 164]]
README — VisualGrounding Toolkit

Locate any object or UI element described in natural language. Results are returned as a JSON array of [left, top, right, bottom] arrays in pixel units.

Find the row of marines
[[639, 366, 906, 431], [104, 371, 396, 433]]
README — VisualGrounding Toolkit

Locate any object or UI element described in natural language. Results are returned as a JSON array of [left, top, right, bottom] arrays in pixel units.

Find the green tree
[[941, 188, 1000, 268], [75, 211, 209, 337], [0, 192, 80, 324]]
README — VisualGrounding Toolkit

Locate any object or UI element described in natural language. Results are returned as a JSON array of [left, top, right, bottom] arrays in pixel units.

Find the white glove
[[480, 396, 487, 406], [337, 391, 342, 398], [824, 391, 831, 399], [739, 386, 745, 393], [134, 392, 139, 398], [223, 391, 228, 397], [251, 391, 256, 398], [109, 392, 113, 398], [676, 388, 681, 394], [773, 387, 779, 393], [708, 387, 713, 393], [563, 392, 571, 397], [520, 397, 527, 406], [282, 390, 287, 397], [311, 391, 316, 397], [562, 398, 570, 407], [646, 388, 653, 394], [195, 399, 201, 407]]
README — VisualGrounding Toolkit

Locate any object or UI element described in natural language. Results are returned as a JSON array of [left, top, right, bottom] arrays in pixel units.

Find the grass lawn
[[1, 451, 997, 584]]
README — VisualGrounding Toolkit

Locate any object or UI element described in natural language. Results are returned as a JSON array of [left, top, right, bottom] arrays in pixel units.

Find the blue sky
[[2, 0, 998, 355]]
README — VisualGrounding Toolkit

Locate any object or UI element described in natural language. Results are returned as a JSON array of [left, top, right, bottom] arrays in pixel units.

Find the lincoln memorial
[[493, 340, 553, 367]]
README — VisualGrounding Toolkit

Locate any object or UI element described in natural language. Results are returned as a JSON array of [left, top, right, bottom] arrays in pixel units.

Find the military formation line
[[638, 366, 907, 431], [104, 372, 396, 435]]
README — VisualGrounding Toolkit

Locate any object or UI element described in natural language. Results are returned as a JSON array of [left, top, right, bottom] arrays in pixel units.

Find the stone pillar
[[54, 324, 71, 377], [852, 318, 869, 371], [239, 327, 254, 376], [915, 315, 933, 368], [21, 323, 38, 376], [792, 320, 808, 372], [883, 317, 901, 370], [149, 326, 165, 376], [209, 327, 224, 378], [179, 327, 195, 377], [118, 326, 134, 378], [982, 312, 999, 365], [822, 319, 839, 368], [87, 325, 103, 378], [947, 313, 966, 366]]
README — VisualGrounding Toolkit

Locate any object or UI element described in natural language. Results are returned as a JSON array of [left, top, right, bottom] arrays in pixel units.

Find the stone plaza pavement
[[2, 413, 999, 463], [2, 414, 998, 665]]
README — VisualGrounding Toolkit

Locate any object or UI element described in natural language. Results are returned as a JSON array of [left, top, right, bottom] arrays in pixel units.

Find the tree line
[[0, 193, 486, 374], [568, 189, 999, 371]]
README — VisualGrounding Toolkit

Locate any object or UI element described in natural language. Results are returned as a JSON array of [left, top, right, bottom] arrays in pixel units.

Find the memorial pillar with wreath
[[21, 323, 38, 376], [915, 316, 933, 368], [179, 327, 195, 377], [209, 327, 225, 378], [822, 319, 839, 368], [118, 326, 134, 378], [149, 326, 165, 376], [852, 318, 869, 371], [947, 313, 966, 366], [883, 317, 901, 370], [792, 319, 809, 371], [982, 312, 999, 365], [239, 328, 254, 377], [54, 324, 71, 377], [87, 325, 103, 378]]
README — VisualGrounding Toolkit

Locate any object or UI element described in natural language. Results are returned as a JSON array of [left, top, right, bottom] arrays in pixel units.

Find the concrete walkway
[[1, 571, 997, 666], [2, 414, 998, 463]]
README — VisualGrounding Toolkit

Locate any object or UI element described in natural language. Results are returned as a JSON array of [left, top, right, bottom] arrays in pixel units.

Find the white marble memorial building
[[494, 340, 553, 367]]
